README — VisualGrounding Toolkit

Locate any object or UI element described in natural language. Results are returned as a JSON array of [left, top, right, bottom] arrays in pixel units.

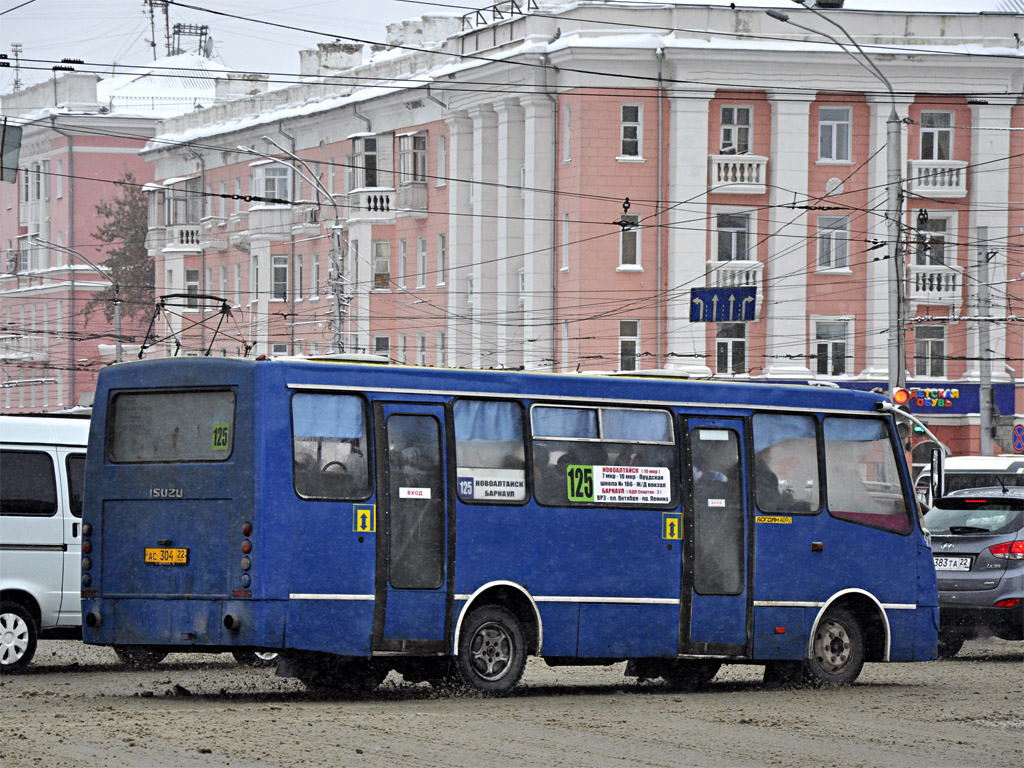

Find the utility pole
[[978, 227, 994, 455]]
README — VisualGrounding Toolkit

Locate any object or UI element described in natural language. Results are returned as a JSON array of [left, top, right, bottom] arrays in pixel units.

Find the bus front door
[[681, 419, 750, 656], [373, 403, 451, 654]]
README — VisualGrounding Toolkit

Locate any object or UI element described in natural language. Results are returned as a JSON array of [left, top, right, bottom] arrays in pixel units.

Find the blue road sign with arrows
[[689, 287, 757, 322]]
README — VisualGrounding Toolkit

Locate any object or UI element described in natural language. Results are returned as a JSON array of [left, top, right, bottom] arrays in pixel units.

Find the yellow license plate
[[144, 547, 188, 565]]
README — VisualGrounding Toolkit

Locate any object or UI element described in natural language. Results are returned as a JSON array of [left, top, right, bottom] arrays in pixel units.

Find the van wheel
[[456, 605, 527, 695], [805, 606, 864, 685], [0, 601, 37, 674], [233, 650, 279, 667], [113, 647, 167, 669]]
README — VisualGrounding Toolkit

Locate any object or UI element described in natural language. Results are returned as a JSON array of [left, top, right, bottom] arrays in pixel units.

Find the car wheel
[[113, 647, 167, 669], [662, 660, 721, 691], [937, 631, 965, 659], [805, 606, 864, 685], [233, 650, 279, 667], [0, 601, 38, 674], [456, 605, 527, 696]]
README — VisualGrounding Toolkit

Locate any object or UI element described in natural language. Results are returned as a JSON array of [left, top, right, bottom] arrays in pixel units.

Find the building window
[[234, 264, 241, 306], [233, 178, 242, 213], [185, 268, 199, 309], [358, 137, 378, 188], [436, 135, 447, 187], [818, 106, 851, 162], [716, 323, 746, 375], [399, 134, 427, 184], [561, 213, 570, 271], [563, 103, 571, 162], [398, 334, 407, 364], [166, 177, 201, 225], [259, 164, 291, 202], [619, 214, 640, 268], [817, 216, 849, 270], [721, 106, 751, 153], [915, 325, 945, 378], [619, 320, 639, 371], [914, 213, 948, 266], [920, 111, 953, 160], [220, 266, 227, 297], [436, 331, 446, 367], [56, 160, 63, 199], [398, 239, 407, 289], [417, 333, 427, 366], [374, 335, 390, 358], [716, 213, 749, 261], [417, 237, 427, 288], [815, 321, 849, 376], [204, 184, 212, 218], [312, 255, 320, 299], [295, 256, 304, 300], [373, 240, 390, 289], [272, 255, 288, 300], [620, 104, 642, 158], [271, 342, 288, 356], [437, 233, 446, 285], [218, 181, 227, 218]]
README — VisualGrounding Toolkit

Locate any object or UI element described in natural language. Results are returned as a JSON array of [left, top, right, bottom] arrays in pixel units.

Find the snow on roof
[[97, 52, 232, 118]]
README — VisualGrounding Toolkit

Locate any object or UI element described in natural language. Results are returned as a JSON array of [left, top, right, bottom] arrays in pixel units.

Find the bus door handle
[[811, 541, 824, 552], [72, 523, 79, 538]]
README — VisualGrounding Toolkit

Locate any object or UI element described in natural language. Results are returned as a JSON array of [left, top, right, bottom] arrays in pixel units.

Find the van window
[[67, 453, 86, 518], [0, 451, 57, 516]]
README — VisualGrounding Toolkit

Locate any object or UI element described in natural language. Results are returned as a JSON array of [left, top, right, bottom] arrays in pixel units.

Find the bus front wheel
[[805, 606, 864, 685], [0, 601, 38, 674], [456, 605, 527, 695]]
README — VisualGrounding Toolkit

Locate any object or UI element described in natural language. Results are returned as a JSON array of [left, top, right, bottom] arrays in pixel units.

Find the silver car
[[924, 487, 1024, 657]]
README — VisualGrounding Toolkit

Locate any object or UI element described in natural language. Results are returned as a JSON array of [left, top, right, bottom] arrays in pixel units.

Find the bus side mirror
[[929, 448, 944, 502]]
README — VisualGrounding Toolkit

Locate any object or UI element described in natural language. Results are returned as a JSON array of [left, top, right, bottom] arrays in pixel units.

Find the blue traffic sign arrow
[[690, 287, 757, 322]]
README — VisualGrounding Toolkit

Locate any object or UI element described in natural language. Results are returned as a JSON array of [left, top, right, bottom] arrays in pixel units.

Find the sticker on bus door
[[399, 487, 432, 499]]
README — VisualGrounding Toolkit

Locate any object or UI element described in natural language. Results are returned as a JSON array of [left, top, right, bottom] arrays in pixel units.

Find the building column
[[964, 100, 1014, 383], [665, 88, 714, 375], [494, 99, 525, 370], [763, 92, 813, 378], [446, 111, 474, 368], [469, 105, 499, 369], [520, 94, 556, 371]]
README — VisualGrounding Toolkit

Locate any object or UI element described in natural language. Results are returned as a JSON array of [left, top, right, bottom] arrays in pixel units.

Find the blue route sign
[[689, 287, 757, 322]]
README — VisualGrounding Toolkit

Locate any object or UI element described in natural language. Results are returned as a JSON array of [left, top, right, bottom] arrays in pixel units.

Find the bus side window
[[453, 400, 527, 503], [291, 393, 370, 501], [751, 413, 820, 514]]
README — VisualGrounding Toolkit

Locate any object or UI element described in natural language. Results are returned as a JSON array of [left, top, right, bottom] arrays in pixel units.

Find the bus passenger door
[[373, 403, 450, 654], [681, 418, 749, 656]]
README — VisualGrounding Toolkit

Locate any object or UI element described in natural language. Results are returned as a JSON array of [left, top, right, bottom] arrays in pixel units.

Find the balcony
[[396, 182, 427, 219], [906, 160, 968, 199], [908, 262, 963, 312], [291, 205, 322, 237], [346, 188, 396, 224], [165, 225, 202, 253], [705, 259, 764, 314], [200, 217, 228, 251], [247, 204, 293, 243], [0, 333, 48, 363], [709, 155, 768, 195]]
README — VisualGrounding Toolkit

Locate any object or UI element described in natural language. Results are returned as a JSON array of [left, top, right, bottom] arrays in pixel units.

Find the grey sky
[[0, 0, 1007, 93]]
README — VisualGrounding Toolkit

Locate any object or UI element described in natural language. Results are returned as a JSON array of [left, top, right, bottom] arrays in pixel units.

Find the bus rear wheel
[[113, 647, 167, 669], [233, 650, 280, 667], [0, 601, 37, 674], [805, 606, 864, 685], [937, 631, 965, 659], [456, 605, 527, 696], [300, 660, 388, 694]]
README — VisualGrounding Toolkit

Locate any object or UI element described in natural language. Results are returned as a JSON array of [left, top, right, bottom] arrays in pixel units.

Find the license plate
[[144, 547, 188, 565], [933, 555, 971, 571]]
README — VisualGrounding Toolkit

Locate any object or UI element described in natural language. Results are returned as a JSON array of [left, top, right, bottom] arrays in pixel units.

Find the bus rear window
[[108, 390, 236, 463]]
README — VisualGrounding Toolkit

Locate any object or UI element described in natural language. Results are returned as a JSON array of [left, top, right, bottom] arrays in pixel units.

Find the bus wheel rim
[[814, 619, 852, 673], [470, 622, 513, 681]]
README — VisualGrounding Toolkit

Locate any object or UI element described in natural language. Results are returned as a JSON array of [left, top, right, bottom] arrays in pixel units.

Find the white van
[[0, 414, 89, 672], [916, 455, 1024, 507]]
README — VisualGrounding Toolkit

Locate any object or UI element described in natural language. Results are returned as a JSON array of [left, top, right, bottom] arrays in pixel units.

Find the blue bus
[[81, 357, 937, 694]]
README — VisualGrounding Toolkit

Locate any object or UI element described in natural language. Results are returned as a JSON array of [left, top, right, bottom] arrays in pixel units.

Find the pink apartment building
[[23, 3, 1024, 462], [0, 54, 231, 411]]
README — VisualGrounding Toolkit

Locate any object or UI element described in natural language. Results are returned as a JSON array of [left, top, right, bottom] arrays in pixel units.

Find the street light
[[767, 4, 906, 393], [235, 140, 348, 354], [32, 237, 123, 362]]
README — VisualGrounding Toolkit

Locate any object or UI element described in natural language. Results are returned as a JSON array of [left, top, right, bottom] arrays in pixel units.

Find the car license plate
[[933, 555, 971, 571], [144, 547, 188, 565]]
